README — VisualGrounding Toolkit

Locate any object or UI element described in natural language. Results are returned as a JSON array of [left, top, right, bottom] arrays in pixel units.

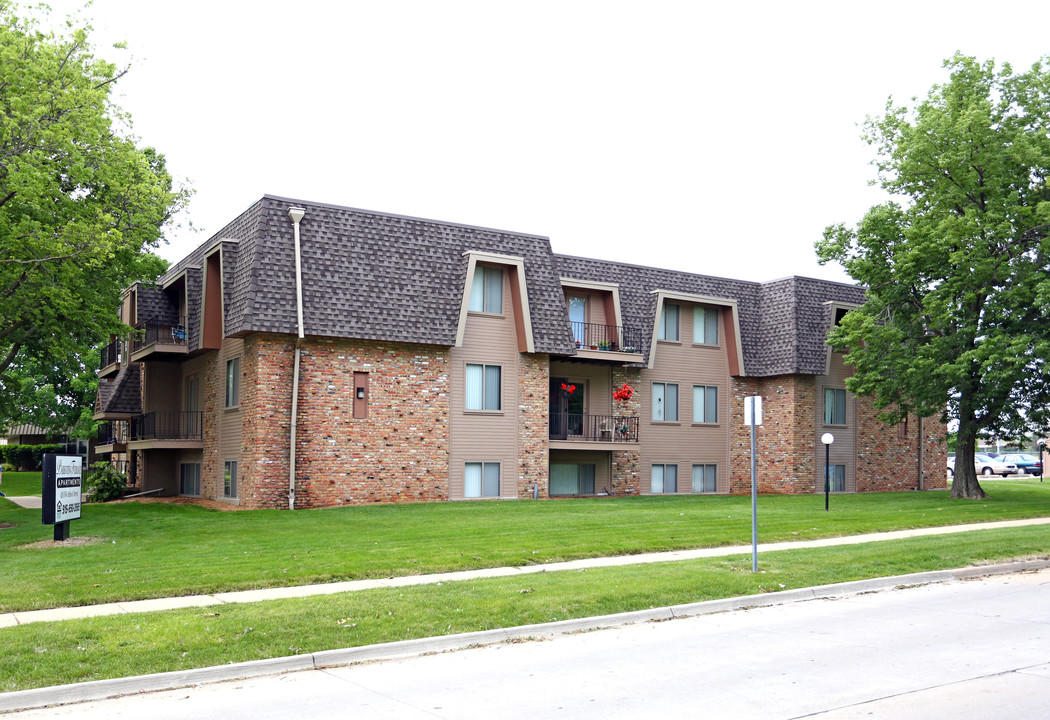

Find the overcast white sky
[[37, 0, 1050, 284]]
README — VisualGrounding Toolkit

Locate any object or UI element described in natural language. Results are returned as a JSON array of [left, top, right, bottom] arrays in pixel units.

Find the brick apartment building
[[93, 196, 946, 509]]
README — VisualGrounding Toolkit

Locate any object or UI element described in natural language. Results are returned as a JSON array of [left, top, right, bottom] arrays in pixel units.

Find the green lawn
[[0, 471, 41, 497], [2, 522, 1049, 693], [2, 478, 1049, 613]]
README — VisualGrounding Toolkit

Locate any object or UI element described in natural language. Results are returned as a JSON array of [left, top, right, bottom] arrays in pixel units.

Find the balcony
[[98, 339, 122, 378], [95, 421, 128, 454], [571, 322, 644, 362], [129, 316, 188, 362], [549, 413, 639, 449], [128, 411, 203, 450]]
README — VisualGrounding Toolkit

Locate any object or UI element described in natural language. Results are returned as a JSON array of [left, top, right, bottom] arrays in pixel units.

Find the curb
[[3, 558, 1048, 713]]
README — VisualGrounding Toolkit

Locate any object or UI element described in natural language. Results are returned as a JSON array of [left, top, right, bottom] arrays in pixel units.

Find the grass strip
[[0, 472, 41, 497], [3, 479, 1050, 612], [2, 523, 1049, 693]]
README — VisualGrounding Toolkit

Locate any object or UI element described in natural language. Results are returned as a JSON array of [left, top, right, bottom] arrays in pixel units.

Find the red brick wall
[[240, 334, 451, 509], [610, 366, 642, 495], [517, 353, 550, 498], [728, 374, 945, 495], [199, 345, 221, 500], [855, 397, 947, 491], [730, 376, 817, 494]]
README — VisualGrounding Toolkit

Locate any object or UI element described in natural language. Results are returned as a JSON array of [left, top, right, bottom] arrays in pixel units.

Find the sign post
[[42, 454, 82, 541], [745, 396, 762, 572]]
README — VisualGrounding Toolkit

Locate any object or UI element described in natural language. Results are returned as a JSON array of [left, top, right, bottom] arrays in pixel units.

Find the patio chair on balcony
[[171, 324, 187, 344]]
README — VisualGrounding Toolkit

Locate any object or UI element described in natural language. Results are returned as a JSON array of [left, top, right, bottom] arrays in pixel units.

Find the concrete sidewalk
[[3, 516, 1049, 629], [5, 495, 41, 509]]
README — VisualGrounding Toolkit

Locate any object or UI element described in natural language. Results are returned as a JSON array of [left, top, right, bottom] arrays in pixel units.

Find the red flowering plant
[[560, 382, 576, 395], [612, 383, 635, 402]]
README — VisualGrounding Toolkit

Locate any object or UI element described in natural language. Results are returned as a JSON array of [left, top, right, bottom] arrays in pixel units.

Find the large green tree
[[817, 54, 1050, 499], [0, 3, 187, 436]]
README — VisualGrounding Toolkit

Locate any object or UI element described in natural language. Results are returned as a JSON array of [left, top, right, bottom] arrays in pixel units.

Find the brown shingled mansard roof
[[152, 195, 864, 377]]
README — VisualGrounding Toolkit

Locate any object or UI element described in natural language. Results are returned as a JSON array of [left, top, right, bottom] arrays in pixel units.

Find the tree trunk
[[951, 419, 989, 499]]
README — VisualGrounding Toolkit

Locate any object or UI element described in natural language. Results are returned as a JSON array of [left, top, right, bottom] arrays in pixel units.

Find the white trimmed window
[[693, 306, 719, 345], [180, 463, 201, 496], [225, 357, 240, 408], [824, 388, 846, 425], [652, 382, 678, 422], [465, 363, 501, 411], [465, 462, 500, 498], [469, 265, 503, 314], [223, 460, 238, 498], [692, 464, 717, 493], [658, 302, 680, 341], [651, 464, 678, 493], [692, 385, 718, 423]]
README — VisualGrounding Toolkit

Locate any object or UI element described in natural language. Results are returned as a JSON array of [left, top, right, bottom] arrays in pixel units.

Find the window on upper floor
[[824, 388, 846, 425], [693, 306, 719, 345], [469, 265, 503, 314], [692, 385, 718, 424], [466, 363, 501, 411], [225, 357, 240, 408], [658, 302, 680, 341], [568, 296, 587, 344], [652, 382, 679, 422]]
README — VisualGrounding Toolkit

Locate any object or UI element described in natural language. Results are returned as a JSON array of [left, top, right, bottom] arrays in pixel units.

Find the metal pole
[[750, 397, 758, 572], [824, 442, 830, 511]]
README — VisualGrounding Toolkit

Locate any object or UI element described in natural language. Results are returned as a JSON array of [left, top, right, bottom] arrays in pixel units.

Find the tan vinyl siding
[[815, 350, 856, 492], [142, 363, 181, 413], [641, 302, 730, 493], [549, 361, 614, 416], [449, 272, 520, 499], [218, 337, 244, 498]]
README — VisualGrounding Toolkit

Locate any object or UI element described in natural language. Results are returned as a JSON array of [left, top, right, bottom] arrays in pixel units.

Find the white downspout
[[288, 206, 307, 510]]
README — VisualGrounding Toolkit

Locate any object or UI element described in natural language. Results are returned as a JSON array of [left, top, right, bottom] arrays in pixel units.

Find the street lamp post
[[821, 433, 834, 511], [1039, 440, 1045, 484]]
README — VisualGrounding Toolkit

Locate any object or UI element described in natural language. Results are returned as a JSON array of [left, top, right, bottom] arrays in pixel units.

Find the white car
[[974, 454, 1018, 477]]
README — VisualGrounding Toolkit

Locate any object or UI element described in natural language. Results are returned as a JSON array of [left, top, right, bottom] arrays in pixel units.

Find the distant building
[[93, 196, 946, 508]]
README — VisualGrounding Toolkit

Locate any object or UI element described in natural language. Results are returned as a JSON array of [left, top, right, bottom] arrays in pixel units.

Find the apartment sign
[[42, 454, 82, 533]]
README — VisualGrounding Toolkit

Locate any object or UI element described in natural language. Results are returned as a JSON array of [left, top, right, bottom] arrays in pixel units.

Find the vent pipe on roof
[[288, 206, 307, 511]]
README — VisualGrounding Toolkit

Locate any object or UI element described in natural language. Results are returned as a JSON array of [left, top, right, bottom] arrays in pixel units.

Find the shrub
[[85, 462, 127, 502], [0, 444, 63, 471]]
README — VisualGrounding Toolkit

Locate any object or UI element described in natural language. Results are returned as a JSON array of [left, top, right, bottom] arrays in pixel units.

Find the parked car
[[999, 453, 1042, 476], [947, 455, 956, 476], [974, 453, 1018, 477]]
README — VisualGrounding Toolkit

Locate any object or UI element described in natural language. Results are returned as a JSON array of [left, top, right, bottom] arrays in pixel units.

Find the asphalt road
[[13, 567, 1050, 719]]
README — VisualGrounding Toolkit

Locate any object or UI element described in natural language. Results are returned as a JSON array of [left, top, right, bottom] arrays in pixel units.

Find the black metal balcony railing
[[99, 339, 122, 370], [130, 316, 187, 354], [130, 411, 203, 441], [550, 413, 639, 443], [96, 421, 128, 446], [570, 322, 643, 352]]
